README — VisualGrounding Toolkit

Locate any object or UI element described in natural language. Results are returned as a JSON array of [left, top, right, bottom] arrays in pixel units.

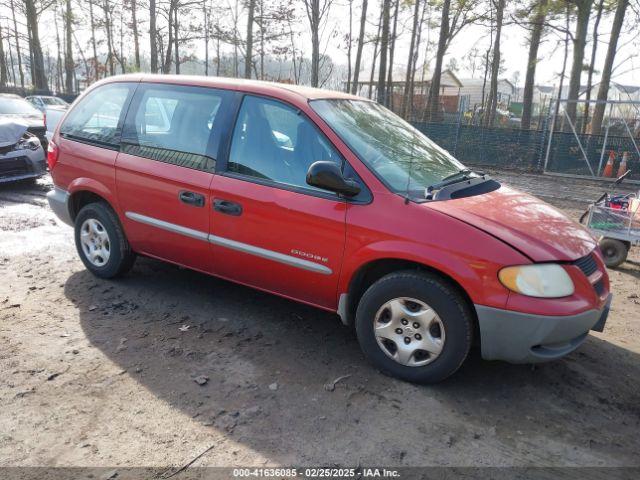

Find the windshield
[[310, 99, 465, 198], [0, 97, 41, 115], [42, 97, 69, 107]]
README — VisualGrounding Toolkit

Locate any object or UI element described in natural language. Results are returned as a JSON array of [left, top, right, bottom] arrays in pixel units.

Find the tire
[[74, 202, 136, 278], [599, 237, 628, 268], [355, 271, 473, 384]]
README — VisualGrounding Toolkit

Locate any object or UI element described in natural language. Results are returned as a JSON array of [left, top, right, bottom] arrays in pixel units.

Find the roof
[[457, 77, 514, 90], [97, 74, 364, 102], [612, 83, 640, 95], [352, 69, 463, 89], [535, 85, 555, 94], [0, 93, 22, 99]]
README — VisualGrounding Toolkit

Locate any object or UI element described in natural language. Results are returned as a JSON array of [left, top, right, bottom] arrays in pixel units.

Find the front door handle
[[213, 198, 242, 216], [179, 190, 205, 207]]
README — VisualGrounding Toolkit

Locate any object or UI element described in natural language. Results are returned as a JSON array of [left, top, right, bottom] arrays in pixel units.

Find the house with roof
[[442, 77, 516, 110], [349, 69, 463, 120]]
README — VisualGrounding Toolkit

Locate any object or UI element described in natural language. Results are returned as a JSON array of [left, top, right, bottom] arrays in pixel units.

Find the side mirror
[[306, 161, 361, 197]]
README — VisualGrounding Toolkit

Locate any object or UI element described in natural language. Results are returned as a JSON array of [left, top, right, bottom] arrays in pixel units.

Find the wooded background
[[0, 0, 638, 132]]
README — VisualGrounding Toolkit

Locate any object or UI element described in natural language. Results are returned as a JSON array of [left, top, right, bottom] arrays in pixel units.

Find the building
[[349, 69, 463, 120], [442, 77, 516, 110]]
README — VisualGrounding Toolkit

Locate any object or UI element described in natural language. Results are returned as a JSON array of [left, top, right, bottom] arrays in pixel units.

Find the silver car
[[0, 118, 46, 183], [25, 95, 70, 141]]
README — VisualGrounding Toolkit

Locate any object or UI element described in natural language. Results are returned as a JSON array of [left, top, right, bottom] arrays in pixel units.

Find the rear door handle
[[213, 198, 242, 216], [179, 190, 205, 207]]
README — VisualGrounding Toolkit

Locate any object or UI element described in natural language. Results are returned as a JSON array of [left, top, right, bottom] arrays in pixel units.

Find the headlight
[[16, 134, 41, 151], [498, 264, 574, 298]]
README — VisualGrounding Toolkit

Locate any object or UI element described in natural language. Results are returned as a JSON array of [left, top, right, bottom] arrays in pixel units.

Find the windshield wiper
[[427, 168, 476, 193]]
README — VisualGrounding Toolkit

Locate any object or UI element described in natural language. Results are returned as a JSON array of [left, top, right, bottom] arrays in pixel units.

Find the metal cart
[[585, 202, 640, 268]]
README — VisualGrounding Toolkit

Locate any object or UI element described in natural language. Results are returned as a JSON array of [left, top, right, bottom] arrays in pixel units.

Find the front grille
[[573, 253, 598, 277], [0, 156, 30, 178]]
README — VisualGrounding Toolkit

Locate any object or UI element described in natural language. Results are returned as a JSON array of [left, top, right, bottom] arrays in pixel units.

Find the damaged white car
[[0, 119, 46, 183]]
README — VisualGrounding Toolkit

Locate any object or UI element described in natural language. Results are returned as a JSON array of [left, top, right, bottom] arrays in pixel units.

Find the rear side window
[[121, 84, 227, 171], [60, 83, 134, 147]]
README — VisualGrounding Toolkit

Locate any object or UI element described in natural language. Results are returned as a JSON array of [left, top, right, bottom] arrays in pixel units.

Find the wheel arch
[[340, 258, 478, 335], [67, 178, 118, 222]]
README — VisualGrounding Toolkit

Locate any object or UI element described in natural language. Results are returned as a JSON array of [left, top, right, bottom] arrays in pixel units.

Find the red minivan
[[46, 75, 611, 383]]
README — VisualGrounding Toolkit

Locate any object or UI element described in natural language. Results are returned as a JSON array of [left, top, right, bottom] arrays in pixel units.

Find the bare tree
[[302, 0, 333, 87], [128, 0, 141, 70], [88, 0, 100, 80], [245, 0, 256, 78], [150, 0, 158, 73], [103, 0, 116, 75], [402, 0, 422, 116], [377, 0, 391, 105], [565, 0, 592, 123], [386, 0, 400, 108], [10, 0, 24, 88], [24, 0, 49, 90], [203, 0, 210, 75], [368, 7, 382, 100], [591, 0, 629, 134], [426, 0, 479, 121], [346, 0, 353, 92], [161, 0, 175, 73], [484, 0, 505, 127], [582, 0, 605, 132], [350, 0, 368, 94], [521, 0, 548, 130], [0, 23, 7, 87], [64, 0, 74, 93]]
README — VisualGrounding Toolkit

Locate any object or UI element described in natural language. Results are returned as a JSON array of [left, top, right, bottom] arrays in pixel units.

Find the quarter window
[[121, 85, 226, 171], [60, 83, 133, 146], [227, 96, 342, 190]]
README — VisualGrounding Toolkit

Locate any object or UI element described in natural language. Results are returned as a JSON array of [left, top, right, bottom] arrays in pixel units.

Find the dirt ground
[[1, 172, 639, 469]]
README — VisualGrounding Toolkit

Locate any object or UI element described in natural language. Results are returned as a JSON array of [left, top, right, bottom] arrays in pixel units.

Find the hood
[[427, 185, 596, 262], [0, 119, 28, 147], [0, 113, 43, 128]]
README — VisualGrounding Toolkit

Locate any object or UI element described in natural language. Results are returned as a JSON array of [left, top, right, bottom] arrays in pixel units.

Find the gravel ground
[[0, 173, 639, 469]]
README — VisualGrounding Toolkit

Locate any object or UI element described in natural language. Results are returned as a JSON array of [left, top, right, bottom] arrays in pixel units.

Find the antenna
[[404, 137, 415, 205]]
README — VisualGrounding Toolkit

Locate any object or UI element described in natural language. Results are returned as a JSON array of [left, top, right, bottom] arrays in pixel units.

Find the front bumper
[[0, 147, 46, 183], [475, 294, 612, 363], [46, 187, 74, 226]]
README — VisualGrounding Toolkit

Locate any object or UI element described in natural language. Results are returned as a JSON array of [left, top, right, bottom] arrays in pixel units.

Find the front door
[[209, 95, 347, 309], [116, 83, 231, 273]]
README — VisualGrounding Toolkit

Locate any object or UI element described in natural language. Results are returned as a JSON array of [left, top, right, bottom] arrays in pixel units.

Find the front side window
[[60, 83, 133, 146], [228, 95, 342, 190], [310, 99, 466, 199], [121, 84, 225, 171]]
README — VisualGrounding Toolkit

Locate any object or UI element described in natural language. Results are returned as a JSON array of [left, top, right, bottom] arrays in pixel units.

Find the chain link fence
[[410, 97, 640, 183], [543, 99, 640, 182]]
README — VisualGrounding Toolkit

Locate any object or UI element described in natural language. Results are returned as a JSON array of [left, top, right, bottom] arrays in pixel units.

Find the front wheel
[[599, 237, 629, 268], [355, 271, 473, 384], [74, 202, 136, 278]]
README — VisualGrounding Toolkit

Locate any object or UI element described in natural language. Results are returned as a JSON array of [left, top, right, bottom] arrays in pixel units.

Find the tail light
[[47, 140, 59, 170]]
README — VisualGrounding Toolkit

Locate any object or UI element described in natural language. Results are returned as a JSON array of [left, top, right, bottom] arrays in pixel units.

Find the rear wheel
[[355, 271, 473, 384], [74, 202, 136, 278], [599, 237, 629, 268]]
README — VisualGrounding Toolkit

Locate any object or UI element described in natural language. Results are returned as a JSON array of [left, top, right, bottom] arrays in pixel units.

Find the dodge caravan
[[46, 75, 611, 383]]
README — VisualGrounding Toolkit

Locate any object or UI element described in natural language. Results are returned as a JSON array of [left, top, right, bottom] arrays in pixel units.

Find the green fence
[[412, 122, 547, 172]]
